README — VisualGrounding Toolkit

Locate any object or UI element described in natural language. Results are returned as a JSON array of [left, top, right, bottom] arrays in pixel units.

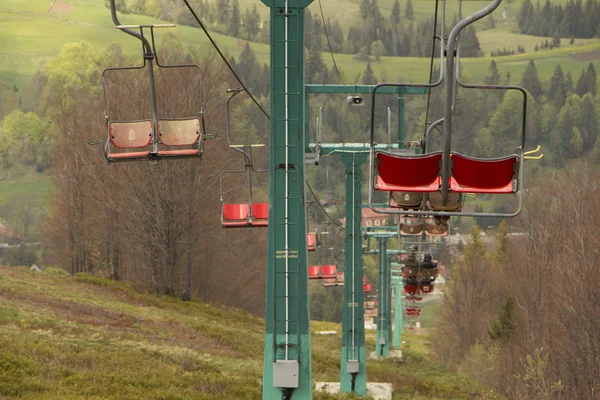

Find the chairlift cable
[[317, 0, 345, 85], [181, 0, 270, 120], [423, 0, 441, 143], [306, 181, 345, 229]]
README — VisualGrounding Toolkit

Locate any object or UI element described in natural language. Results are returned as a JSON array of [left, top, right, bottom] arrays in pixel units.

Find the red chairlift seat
[[336, 271, 344, 285], [157, 118, 202, 157], [375, 152, 442, 192], [251, 203, 269, 226], [404, 284, 419, 295], [307, 233, 317, 251], [320, 265, 337, 279], [323, 278, 337, 287], [308, 266, 321, 279], [421, 284, 433, 293], [107, 121, 153, 160], [222, 203, 250, 227], [450, 153, 518, 194]]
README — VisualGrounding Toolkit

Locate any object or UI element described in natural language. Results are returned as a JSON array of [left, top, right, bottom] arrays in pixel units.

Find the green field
[[1, 0, 600, 90], [0, 266, 493, 399]]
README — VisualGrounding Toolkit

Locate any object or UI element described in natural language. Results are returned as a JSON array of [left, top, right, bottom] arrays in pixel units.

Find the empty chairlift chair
[[222, 203, 251, 227], [375, 152, 443, 192], [308, 266, 321, 279], [101, 23, 204, 163], [157, 118, 203, 158], [251, 203, 269, 226], [219, 147, 268, 228], [450, 154, 519, 194]]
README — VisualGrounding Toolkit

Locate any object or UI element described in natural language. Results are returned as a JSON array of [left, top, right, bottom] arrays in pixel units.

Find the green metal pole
[[392, 276, 404, 349], [385, 253, 393, 347], [261, 1, 313, 399], [397, 91, 405, 145], [340, 153, 367, 395], [376, 237, 390, 357]]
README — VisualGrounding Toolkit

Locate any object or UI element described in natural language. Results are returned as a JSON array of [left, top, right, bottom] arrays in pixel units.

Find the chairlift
[[400, 218, 424, 236], [368, 0, 527, 219], [220, 88, 269, 227], [101, 2, 206, 162]]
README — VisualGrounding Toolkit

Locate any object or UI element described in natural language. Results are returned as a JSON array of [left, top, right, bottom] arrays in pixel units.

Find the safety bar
[[116, 24, 175, 29]]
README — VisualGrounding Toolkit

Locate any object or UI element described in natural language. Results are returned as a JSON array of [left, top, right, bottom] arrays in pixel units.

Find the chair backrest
[[251, 203, 269, 219], [426, 223, 448, 236], [158, 118, 201, 146], [222, 203, 250, 221], [391, 192, 423, 208], [110, 121, 153, 148], [320, 265, 337, 278], [377, 152, 442, 190], [308, 266, 321, 279], [401, 223, 423, 235], [428, 191, 462, 212], [450, 153, 518, 193], [307, 233, 317, 250]]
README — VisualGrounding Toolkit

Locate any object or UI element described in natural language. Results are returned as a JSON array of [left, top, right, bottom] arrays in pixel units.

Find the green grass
[[0, 170, 52, 206], [0, 266, 496, 399]]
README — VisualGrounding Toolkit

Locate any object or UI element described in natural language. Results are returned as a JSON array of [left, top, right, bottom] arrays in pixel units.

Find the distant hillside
[[1, 0, 600, 90], [0, 266, 493, 399]]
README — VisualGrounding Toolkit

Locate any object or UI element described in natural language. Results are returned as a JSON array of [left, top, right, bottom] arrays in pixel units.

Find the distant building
[[339, 208, 399, 227]]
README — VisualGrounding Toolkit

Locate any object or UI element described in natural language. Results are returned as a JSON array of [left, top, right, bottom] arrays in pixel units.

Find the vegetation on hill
[[0, 266, 495, 399], [435, 165, 600, 399]]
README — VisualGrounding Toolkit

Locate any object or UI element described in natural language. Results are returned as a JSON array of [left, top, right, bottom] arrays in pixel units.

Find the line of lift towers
[[258, 0, 527, 398], [98, 0, 535, 398]]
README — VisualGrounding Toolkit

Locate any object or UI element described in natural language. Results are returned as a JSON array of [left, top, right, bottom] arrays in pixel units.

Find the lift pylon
[[340, 153, 367, 395], [392, 276, 404, 349], [260, 0, 313, 399]]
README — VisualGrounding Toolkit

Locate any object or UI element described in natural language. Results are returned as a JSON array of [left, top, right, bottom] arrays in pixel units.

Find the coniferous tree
[[405, 0, 414, 20], [580, 94, 598, 147], [484, 60, 501, 85], [363, 63, 377, 85], [216, 0, 230, 25], [575, 68, 587, 96], [359, 0, 371, 20], [548, 64, 565, 101], [230, 0, 240, 37], [392, 0, 401, 24], [584, 62, 597, 96], [520, 60, 543, 98]]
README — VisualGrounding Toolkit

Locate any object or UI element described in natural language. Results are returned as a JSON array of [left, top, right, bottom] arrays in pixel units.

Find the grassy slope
[[0, 266, 492, 400], [1, 0, 600, 89]]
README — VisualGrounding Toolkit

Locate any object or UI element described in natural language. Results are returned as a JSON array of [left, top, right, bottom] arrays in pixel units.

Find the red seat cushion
[[308, 266, 320, 279], [320, 265, 337, 279], [110, 151, 151, 159], [222, 203, 250, 223], [158, 149, 200, 156], [450, 153, 518, 193], [251, 203, 269, 220], [376, 152, 442, 192], [363, 283, 372, 292]]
